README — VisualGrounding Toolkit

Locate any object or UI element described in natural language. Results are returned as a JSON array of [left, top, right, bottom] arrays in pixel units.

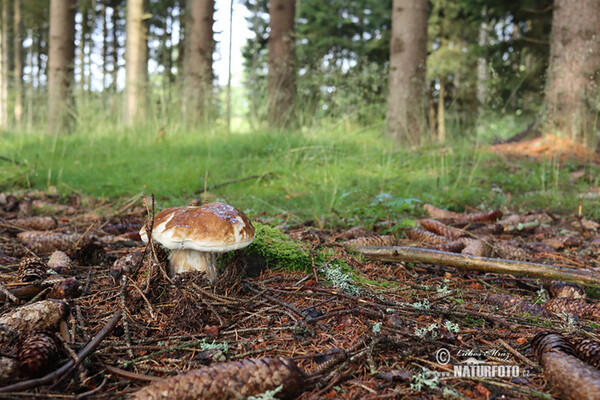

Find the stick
[[358, 246, 600, 289], [0, 310, 122, 393]]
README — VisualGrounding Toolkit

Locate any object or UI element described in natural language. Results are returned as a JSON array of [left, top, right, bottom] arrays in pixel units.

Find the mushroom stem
[[169, 250, 218, 282]]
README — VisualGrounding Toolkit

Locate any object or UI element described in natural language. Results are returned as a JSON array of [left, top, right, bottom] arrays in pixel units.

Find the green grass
[[2, 114, 600, 227]]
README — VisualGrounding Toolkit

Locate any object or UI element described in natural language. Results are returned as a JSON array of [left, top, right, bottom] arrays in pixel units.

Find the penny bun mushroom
[[139, 202, 255, 282]]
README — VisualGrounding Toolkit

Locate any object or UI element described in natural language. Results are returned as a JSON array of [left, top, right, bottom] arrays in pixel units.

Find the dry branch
[[358, 246, 600, 288]]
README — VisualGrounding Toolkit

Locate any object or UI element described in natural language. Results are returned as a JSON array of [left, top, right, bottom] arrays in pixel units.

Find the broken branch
[[358, 246, 600, 289]]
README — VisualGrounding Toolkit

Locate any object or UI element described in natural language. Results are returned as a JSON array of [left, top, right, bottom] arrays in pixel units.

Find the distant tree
[[182, 0, 214, 125], [543, 0, 600, 144], [13, 0, 24, 124], [125, 0, 148, 124], [386, 0, 428, 144], [0, 0, 9, 128], [267, 0, 296, 128], [47, 0, 75, 134]]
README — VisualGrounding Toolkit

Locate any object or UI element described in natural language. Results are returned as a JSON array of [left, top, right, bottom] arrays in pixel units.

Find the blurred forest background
[[0, 0, 599, 223]]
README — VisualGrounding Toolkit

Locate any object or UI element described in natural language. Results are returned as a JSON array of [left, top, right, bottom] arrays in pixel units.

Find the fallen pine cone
[[492, 242, 530, 261], [486, 294, 547, 317], [547, 281, 586, 300], [419, 219, 467, 240], [18, 256, 48, 283], [0, 216, 57, 231], [130, 358, 305, 400], [47, 251, 74, 275], [543, 298, 600, 321], [532, 332, 600, 400], [17, 231, 89, 253], [343, 235, 397, 249], [461, 239, 492, 257], [0, 356, 17, 383], [17, 330, 62, 377], [405, 228, 447, 245], [573, 338, 600, 369], [0, 300, 69, 344]]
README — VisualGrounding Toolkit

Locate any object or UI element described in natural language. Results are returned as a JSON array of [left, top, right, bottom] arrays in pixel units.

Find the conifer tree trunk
[[111, 4, 120, 93], [267, 0, 296, 129], [386, 0, 428, 144], [182, 0, 214, 125], [0, 0, 9, 128], [13, 0, 24, 125], [544, 0, 600, 144], [47, 0, 76, 134], [125, 0, 148, 124]]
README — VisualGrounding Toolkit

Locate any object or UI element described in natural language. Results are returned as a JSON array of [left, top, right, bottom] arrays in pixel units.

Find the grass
[[2, 113, 600, 227]]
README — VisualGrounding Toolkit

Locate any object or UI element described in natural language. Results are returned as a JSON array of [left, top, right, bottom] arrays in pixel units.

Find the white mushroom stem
[[169, 250, 218, 283]]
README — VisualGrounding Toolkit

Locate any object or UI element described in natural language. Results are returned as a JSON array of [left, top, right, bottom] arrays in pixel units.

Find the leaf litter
[[1, 189, 600, 398]]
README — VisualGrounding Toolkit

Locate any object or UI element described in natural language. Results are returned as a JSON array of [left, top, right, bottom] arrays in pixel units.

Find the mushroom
[[139, 202, 255, 282]]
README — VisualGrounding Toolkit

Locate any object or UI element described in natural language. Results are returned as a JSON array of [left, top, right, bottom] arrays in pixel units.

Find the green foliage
[[245, 222, 317, 271]]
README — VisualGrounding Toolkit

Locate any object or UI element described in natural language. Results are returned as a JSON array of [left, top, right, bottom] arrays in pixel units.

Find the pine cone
[[18, 256, 48, 283], [47, 277, 80, 299], [461, 239, 492, 257], [110, 251, 143, 278], [131, 358, 305, 400], [343, 235, 397, 249], [405, 228, 447, 245], [17, 231, 87, 253], [47, 251, 73, 275], [493, 242, 530, 261], [532, 331, 600, 400], [0, 242, 29, 257], [0, 355, 17, 383], [17, 330, 62, 377], [573, 339, 600, 369], [1, 216, 57, 231], [420, 219, 467, 240], [543, 298, 600, 320], [0, 300, 69, 344], [547, 281, 586, 300], [17, 259, 45, 283], [486, 294, 547, 317]]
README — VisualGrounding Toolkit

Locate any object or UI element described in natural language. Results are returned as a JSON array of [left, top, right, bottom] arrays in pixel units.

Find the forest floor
[[1, 188, 600, 399]]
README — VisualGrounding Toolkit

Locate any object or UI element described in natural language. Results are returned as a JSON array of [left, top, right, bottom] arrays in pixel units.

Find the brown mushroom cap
[[140, 203, 255, 252]]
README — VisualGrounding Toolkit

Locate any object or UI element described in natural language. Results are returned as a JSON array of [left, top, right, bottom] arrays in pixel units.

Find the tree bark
[[437, 78, 445, 142], [13, 0, 23, 125], [0, 0, 9, 128], [386, 0, 428, 145], [125, 0, 149, 125], [47, 0, 76, 134], [182, 0, 214, 126], [544, 0, 600, 144], [111, 4, 120, 93], [267, 0, 296, 129]]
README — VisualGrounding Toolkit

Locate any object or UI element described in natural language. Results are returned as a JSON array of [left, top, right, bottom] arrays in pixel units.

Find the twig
[[0, 155, 22, 165], [358, 246, 600, 288], [0, 310, 122, 393], [103, 364, 162, 382], [497, 338, 541, 371], [242, 283, 303, 317], [120, 275, 134, 358], [0, 282, 18, 303], [128, 276, 156, 319], [73, 219, 97, 248]]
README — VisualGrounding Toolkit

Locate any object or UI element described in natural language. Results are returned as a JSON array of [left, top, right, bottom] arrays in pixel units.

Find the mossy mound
[[244, 222, 322, 272]]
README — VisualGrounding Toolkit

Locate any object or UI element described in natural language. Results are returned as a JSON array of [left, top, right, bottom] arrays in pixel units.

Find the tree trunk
[[125, 0, 148, 125], [78, 2, 88, 93], [111, 4, 120, 93], [386, 0, 428, 144], [0, 0, 9, 128], [13, 0, 24, 125], [47, 0, 76, 134], [544, 0, 600, 144], [476, 11, 488, 112], [182, 0, 214, 126], [437, 78, 445, 142], [267, 0, 296, 129]]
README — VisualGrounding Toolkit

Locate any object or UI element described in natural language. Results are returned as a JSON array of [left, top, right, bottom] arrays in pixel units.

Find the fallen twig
[[358, 246, 600, 289], [0, 310, 122, 393]]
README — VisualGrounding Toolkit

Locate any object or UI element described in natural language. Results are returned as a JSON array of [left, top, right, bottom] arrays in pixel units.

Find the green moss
[[245, 222, 322, 271]]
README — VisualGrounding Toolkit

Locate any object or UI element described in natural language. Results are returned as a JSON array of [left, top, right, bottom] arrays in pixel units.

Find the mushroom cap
[[140, 202, 255, 252]]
